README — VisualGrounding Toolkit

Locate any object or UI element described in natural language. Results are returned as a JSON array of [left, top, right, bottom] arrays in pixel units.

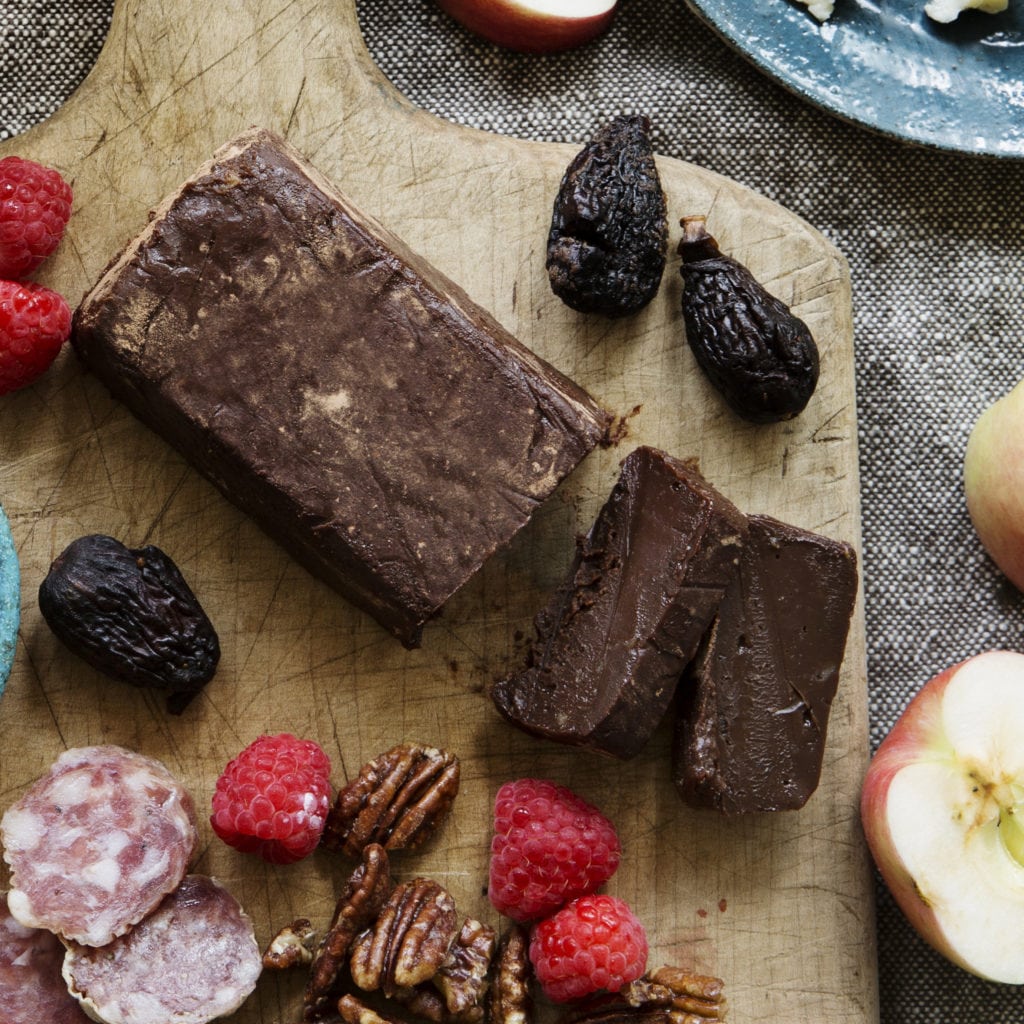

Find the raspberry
[[0, 156, 73, 279], [0, 280, 71, 395], [211, 733, 332, 865], [487, 778, 621, 923], [529, 893, 648, 1003]]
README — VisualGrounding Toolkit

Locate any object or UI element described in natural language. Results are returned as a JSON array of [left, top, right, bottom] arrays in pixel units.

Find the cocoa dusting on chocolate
[[72, 128, 612, 649]]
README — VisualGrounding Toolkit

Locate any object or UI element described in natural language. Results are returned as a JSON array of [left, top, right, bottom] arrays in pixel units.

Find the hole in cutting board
[[0, 0, 114, 140]]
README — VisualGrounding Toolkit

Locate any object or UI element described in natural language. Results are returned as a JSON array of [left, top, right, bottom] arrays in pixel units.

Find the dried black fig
[[678, 216, 819, 424], [38, 534, 220, 713], [547, 114, 667, 317]]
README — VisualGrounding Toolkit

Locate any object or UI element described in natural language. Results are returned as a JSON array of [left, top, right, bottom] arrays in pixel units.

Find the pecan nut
[[262, 917, 317, 970], [433, 917, 496, 1023], [323, 743, 460, 858], [569, 966, 729, 1024], [350, 877, 459, 996], [487, 925, 532, 1024], [641, 967, 726, 1022], [564, 1008, 668, 1024], [393, 984, 447, 1022], [567, 967, 727, 1024], [337, 994, 408, 1024], [304, 843, 394, 1020]]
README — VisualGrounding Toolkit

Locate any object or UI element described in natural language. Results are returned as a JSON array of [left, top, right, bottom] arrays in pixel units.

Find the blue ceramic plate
[[683, 0, 1024, 157], [0, 502, 18, 695]]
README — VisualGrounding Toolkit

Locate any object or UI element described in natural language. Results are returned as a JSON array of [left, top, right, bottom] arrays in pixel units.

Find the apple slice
[[434, 0, 619, 54], [861, 650, 1024, 983]]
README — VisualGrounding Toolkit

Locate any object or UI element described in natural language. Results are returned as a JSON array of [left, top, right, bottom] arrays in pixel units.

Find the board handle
[[0, 0, 456, 302], [4, 0, 416, 165]]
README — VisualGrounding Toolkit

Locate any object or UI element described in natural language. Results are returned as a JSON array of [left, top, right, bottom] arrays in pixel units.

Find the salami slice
[[0, 891, 92, 1024], [63, 874, 262, 1024], [0, 745, 198, 946]]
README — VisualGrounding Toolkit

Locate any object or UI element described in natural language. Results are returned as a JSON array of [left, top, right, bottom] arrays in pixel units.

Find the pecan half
[[566, 967, 726, 1024], [433, 917, 496, 1023], [487, 925, 532, 1024], [263, 918, 317, 970], [642, 967, 726, 1022], [323, 743, 461, 858], [304, 843, 394, 1021], [337, 994, 408, 1024], [393, 984, 447, 1022], [350, 877, 459, 996], [563, 1008, 668, 1024]]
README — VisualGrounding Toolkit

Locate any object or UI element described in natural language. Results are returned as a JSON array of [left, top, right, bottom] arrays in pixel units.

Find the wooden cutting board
[[0, 1, 877, 1021]]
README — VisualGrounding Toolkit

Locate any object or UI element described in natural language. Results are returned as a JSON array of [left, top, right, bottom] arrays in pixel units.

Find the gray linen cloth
[[3, 0, 1024, 1020]]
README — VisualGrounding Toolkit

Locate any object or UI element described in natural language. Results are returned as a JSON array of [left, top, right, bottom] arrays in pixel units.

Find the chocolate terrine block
[[491, 447, 747, 760], [72, 129, 612, 648], [673, 514, 858, 813]]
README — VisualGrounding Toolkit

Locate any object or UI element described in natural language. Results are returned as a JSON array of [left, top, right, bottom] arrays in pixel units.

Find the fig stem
[[677, 216, 720, 262]]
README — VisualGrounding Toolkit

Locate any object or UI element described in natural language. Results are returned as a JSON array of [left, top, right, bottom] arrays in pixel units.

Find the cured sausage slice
[[0, 890, 91, 1023], [63, 874, 262, 1024], [0, 745, 197, 946]]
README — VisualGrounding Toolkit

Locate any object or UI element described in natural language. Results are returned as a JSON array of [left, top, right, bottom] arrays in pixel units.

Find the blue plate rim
[[682, 0, 1024, 160]]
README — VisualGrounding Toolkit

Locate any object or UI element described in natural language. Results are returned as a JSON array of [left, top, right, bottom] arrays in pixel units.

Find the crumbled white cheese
[[795, 0, 835, 19], [924, 0, 1008, 21], [792, 0, 1009, 21]]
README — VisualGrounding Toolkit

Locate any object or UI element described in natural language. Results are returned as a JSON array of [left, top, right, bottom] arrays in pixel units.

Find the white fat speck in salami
[[0, 891, 92, 1023], [63, 874, 262, 1024], [0, 746, 198, 947]]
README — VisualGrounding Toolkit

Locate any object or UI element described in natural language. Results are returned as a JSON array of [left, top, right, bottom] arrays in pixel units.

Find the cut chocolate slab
[[72, 129, 612, 647], [673, 514, 858, 813], [491, 446, 747, 760]]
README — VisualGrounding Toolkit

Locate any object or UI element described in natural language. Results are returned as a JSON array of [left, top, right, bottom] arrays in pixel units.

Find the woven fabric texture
[[0, 1, 109, 140], [4, 1, 1024, 1021]]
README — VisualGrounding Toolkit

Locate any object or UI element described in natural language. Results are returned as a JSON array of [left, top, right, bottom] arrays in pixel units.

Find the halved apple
[[434, 0, 619, 54], [964, 381, 1024, 592], [861, 650, 1024, 983]]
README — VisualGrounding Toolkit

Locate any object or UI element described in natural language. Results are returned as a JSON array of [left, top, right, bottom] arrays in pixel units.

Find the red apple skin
[[860, 657, 973, 972], [435, 0, 618, 54], [964, 383, 1024, 591]]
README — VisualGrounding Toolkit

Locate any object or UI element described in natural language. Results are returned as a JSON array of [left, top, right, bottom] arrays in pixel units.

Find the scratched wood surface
[[0, 2, 877, 1021]]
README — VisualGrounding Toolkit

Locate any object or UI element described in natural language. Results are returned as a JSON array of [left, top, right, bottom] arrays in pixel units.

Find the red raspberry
[[0, 280, 71, 395], [529, 894, 648, 1003], [0, 156, 73, 279], [488, 778, 621, 923], [211, 733, 332, 865]]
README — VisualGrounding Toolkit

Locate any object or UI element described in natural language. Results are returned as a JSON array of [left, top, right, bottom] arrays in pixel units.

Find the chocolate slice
[[72, 128, 612, 648], [491, 447, 747, 760], [673, 514, 858, 813]]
